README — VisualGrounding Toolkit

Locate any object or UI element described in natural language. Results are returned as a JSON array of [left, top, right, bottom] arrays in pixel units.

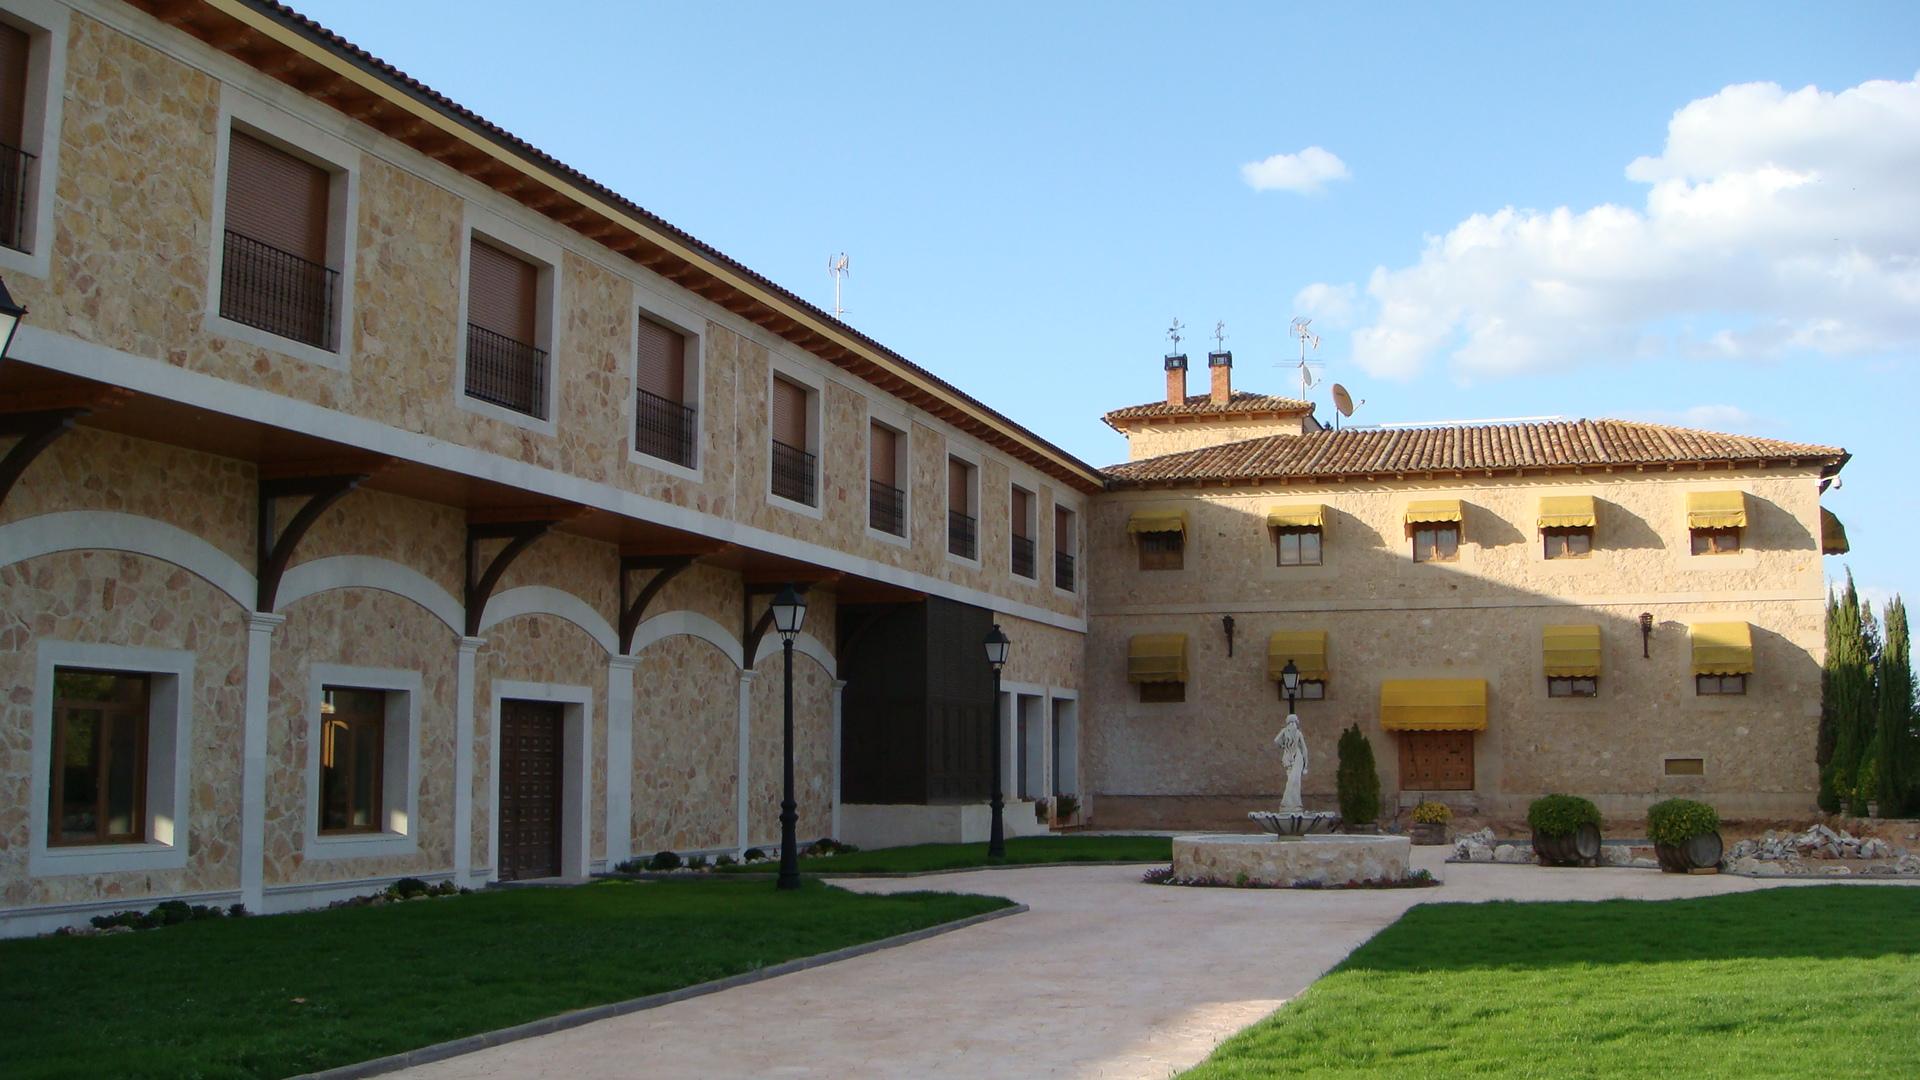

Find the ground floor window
[[1548, 676, 1597, 698], [320, 687, 387, 834], [1696, 674, 1746, 695], [49, 669, 150, 845], [1139, 681, 1185, 703]]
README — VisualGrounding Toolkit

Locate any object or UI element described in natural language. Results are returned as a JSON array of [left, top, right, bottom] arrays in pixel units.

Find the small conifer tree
[[1336, 724, 1380, 827]]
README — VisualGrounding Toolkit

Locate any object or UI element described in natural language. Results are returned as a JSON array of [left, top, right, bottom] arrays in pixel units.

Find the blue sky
[[300, 1, 1920, 611]]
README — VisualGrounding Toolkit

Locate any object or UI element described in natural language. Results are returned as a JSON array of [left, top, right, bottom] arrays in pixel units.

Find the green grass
[[1185, 886, 1920, 1078], [714, 834, 1173, 874], [0, 880, 1009, 1080]]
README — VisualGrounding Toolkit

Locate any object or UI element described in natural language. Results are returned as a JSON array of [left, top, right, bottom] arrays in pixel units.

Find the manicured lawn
[[0, 880, 1009, 1080], [1185, 886, 1920, 1078], [715, 834, 1173, 874]]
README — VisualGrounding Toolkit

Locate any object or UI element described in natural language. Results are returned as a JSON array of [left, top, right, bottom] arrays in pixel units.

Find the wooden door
[[1399, 731, 1474, 791], [498, 699, 563, 881]]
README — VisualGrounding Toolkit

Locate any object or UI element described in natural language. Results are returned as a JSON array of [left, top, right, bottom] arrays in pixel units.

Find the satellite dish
[[1332, 384, 1354, 417]]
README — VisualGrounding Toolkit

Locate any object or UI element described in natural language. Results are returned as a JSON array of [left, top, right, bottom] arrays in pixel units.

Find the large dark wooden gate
[[839, 596, 993, 805], [498, 699, 563, 880], [1399, 731, 1474, 791]]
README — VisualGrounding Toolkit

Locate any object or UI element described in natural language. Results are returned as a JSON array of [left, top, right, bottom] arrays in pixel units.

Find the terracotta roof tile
[[1103, 392, 1315, 425], [1104, 419, 1848, 486]]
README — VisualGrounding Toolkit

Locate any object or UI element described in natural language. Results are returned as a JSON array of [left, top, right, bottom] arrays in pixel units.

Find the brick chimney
[[1208, 350, 1233, 405], [1164, 353, 1188, 405]]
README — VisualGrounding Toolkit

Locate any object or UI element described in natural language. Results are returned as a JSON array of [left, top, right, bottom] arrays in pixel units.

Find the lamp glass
[[770, 584, 806, 638], [1281, 659, 1300, 694], [0, 274, 26, 361], [983, 624, 1010, 668]]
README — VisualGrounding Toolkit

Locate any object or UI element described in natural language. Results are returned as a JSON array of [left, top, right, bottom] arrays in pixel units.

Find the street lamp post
[[0, 275, 27, 364], [771, 584, 807, 891], [983, 623, 1011, 860], [1281, 658, 1300, 716]]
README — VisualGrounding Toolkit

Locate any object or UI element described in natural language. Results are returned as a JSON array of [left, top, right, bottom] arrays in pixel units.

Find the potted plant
[[1409, 800, 1451, 845], [1527, 794, 1603, 867], [1647, 798, 1722, 873], [1336, 725, 1381, 832], [1034, 797, 1051, 824], [1055, 794, 1079, 825]]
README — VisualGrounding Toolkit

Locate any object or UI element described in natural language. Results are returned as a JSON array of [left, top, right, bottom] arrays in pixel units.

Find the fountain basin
[[1172, 833, 1413, 887]]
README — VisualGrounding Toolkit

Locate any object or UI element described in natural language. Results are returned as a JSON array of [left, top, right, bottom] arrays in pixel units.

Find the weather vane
[[1167, 317, 1184, 354], [1213, 320, 1228, 353]]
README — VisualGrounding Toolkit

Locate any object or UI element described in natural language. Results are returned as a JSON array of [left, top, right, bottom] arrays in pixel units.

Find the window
[[465, 238, 547, 418], [1548, 676, 1597, 698], [220, 131, 338, 350], [634, 315, 695, 467], [1690, 527, 1741, 556], [1054, 506, 1077, 591], [1696, 674, 1746, 696], [947, 456, 977, 558], [1138, 530, 1184, 571], [48, 669, 148, 846], [1412, 525, 1460, 563], [1276, 527, 1322, 566], [869, 421, 904, 536], [1010, 486, 1036, 578], [770, 375, 816, 505], [1139, 681, 1185, 703], [1277, 680, 1326, 701], [1664, 757, 1705, 776], [319, 687, 385, 834], [0, 20, 31, 252], [1543, 527, 1593, 560]]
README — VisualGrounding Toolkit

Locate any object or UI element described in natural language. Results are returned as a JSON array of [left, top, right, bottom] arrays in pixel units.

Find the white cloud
[[1305, 73, 1920, 380], [1241, 146, 1350, 194], [1290, 282, 1358, 328]]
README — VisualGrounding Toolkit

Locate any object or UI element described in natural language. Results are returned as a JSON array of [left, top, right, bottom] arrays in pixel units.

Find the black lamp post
[[771, 584, 807, 891], [0, 276, 27, 364], [1280, 658, 1300, 715], [983, 623, 1011, 859]]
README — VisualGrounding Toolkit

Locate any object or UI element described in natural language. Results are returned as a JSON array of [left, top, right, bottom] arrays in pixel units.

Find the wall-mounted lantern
[[1640, 612, 1655, 659], [1222, 614, 1236, 657]]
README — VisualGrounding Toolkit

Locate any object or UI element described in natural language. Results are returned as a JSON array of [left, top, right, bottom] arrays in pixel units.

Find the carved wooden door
[[498, 699, 563, 881], [1399, 732, 1475, 791]]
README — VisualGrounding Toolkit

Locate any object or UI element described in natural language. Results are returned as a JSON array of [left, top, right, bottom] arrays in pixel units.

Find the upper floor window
[[49, 668, 149, 846], [770, 375, 816, 506], [1544, 528, 1593, 559], [1010, 486, 1037, 578], [634, 314, 696, 468], [1686, 491, 1746, 556], [869, 421, 905, 536], [1054, 505, 1077, 591], [1276, 680, 1326, 701], [947, 456, 978, 559], [1691, 528, 1740, 556], [1412, 524, 1459, 563], [1548, 676, 1597, 698], [221, 131, 339, 351], [0, 2, 63, 270], [1696, 674, 1746, 696], [1276, 528, 1322, 566], [1539, 497, 1595, 560], [1138, 530, 1183, 571], [0, 20, 32, 252], [465, 239, 547, 419]]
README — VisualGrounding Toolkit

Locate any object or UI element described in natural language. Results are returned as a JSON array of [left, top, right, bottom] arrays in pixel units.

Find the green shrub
[[1335, 725, 1380, 826], [389, 877, 431, 899], [1411, 800, 1452, 825], [684, 854, 709, 870], [647, 850, 682, 871], [1034, 798, 1051, 823], [1527, 794, 1601, 838], [1646, 798, 1720, 846], [742, 847, 766, 861], [714, 854, 738, 868], [1056, 794, 1079, 820]]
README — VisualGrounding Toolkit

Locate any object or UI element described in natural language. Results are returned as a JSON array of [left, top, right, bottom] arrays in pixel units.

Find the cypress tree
[[1824, 572, 1872, 815], [1336, 724, 1380, 827], [1877, 597, 1914, 815], [1818, 589, 1842, 812]]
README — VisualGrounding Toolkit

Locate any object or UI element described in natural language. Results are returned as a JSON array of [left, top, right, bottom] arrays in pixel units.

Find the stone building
[[1088, 350, 1849, 827]]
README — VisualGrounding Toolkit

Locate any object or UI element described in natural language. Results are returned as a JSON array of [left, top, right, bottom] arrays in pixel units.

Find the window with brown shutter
[[0, 23, 29, 253], [869, 422, 903, 535], [870, 423, 897, 486], [948, 457, 971, 515], [769, 376, 814, 504], [947, 456, 976, 558], [1010, 487, 1035, 577], [1053, 506, 1076, 590], [464, 238, 548, 417], [633, 315, 695, 466], [220, 130, 338, 348], [634, 316, 685, 403]]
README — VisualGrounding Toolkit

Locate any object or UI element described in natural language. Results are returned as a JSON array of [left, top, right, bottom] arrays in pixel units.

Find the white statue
[[1274, 713, 1308, 812]]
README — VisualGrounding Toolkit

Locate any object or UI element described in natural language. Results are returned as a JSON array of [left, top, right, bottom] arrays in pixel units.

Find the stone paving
[[397, 848, 1916, 1080]]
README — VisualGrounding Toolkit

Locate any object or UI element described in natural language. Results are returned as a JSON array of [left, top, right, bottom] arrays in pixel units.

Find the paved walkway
[[398, 850, 1913, 1080]]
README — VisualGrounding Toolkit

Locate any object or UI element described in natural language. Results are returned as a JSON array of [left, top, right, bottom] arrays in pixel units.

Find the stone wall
[[1117, 413, 1309, 461]]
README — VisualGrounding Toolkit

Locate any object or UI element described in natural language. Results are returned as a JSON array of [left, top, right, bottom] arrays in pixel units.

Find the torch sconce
[[1222, 614, 1236, 657], [1639, 612, 1654, 659]]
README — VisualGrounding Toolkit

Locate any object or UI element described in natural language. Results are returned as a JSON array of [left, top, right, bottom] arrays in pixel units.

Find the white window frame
[[455, 205, 564, 436], [0, 0, 67, 278], [1052, 501, 1080, 597], [864, 400, 911, 547], [766, 355, 825, 518], [204, 84, 361, 372], [627, 288, 705, 481], [486, 680, 594, 882], [944, 443, 983, 568], [303, 664, 422, 860], [28, 640, 195, 877], [1009, 481, 1039, 580]]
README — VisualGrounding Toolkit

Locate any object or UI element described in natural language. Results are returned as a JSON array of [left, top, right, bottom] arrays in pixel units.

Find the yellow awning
[[1127, 634, 1189, 683], [1691, 622, 1754, 676], [1126, 510, 1187, 536], [1267, 631, 1328, 681], [1543, 625, 1602, 678], [1405, 499, 1463, 525], [1821, 508, 1850, 555], [1686, 491, 1748, 529], [1538, 495, 1597, 530], [1380, 679, 1487, 731], [1266, 504, 1325, 529]]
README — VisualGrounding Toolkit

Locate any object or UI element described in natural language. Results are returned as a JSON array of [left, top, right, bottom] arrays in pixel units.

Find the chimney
[[1208, 350, 1233, 405], [1164, 353, 1188, 405]]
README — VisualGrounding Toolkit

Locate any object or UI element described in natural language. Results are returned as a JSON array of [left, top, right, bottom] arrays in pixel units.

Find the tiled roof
[[1103, 392, 1316, 425], [1104, 419, 1849, 486]]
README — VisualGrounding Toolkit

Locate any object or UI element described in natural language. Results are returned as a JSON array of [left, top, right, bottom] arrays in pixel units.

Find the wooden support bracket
[[466, 519, 561, 637], [618, 554, 694, 655], [0, 409, 84, 515], [255, 472, 372, 612]]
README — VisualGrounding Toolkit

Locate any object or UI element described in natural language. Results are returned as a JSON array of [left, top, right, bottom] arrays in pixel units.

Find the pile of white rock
[[1723, 824, 1919, 877], [1451, 828, 1536, 864]]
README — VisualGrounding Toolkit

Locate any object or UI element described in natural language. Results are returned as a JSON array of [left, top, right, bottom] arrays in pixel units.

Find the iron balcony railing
[[0, 142, 32, 252], [1011, 534, 1036, 578], [220, 230, 339, 350], [869, 480, 905, 536], [465, 323, 548, 419], [771, 439, 816, 505], [1055, 550, 1076, 591], [948, 510, 977, 559], [634, 387, 697, 467]]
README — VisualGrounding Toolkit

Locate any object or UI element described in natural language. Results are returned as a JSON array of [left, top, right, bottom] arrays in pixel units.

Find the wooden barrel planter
[[1410, 822, 1448, 846], [1532, 822, 1602, 867], [1654, 831, 1724, 873]]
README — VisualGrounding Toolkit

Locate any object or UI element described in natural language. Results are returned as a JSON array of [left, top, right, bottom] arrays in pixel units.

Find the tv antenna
[[1212, 320, 1228, 353], [1290, 316, 1322, 401], [1167, 317, 1185, 354], [827, 252, 851, 320]]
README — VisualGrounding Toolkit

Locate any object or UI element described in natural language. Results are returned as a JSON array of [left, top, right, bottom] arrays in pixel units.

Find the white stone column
[[605, 655, 639, 868], [830, 678, 847, 840], [452, 636, 485, 888], [736, 669, 756, 852], [239, 611, 285, 913]]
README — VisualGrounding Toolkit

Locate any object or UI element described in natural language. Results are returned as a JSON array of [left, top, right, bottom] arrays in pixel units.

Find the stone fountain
[[1171, 713, 1411, 887]]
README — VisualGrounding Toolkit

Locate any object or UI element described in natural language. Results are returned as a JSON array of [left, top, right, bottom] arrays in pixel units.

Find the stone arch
[[275, 555, 463, 634], [751, 631, 835, 679], [478, 585, 618, 656], [628, 610, 744, 668], [0, 511, 253, 609]]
